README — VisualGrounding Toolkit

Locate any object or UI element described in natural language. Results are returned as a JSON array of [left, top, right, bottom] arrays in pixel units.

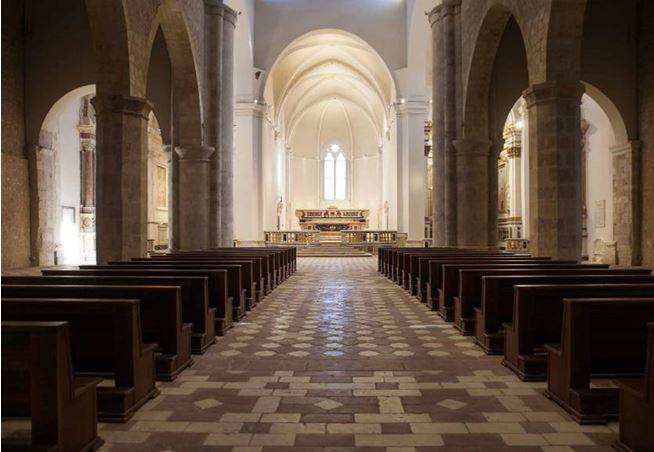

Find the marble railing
[[506, 238, 529, 251], [264, 230, 320, 246], [341, 230, 407, 246]]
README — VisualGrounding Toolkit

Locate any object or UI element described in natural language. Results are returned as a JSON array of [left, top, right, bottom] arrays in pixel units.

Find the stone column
[[397, 99, 429, 246], [453, 138, 491, 246], [93, 94, 152, 263], [28, 143, 59, 266], [219, 5, 237, 247], [428, 5, 445, 246], [78, 97, 96, 262], [175, 145, 215, 249], [611, 140, 641, 265], [442, 0, 460, 246], [523, 81, 584, 259], [162, 145, 177, 250], [204, 0, 223, 247]]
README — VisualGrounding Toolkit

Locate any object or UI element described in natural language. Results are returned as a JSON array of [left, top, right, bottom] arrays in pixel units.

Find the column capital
[[235, 100, 267, 118], [427, 4, 443, 26], [453, 138, 492, 157], [522, 81, 585, 109], [91, 95, 152, 120], [222, 4, 238, 26], [610, 140, 641, 156], [204, 0, 223, 15], [175, 145, 215, 161]]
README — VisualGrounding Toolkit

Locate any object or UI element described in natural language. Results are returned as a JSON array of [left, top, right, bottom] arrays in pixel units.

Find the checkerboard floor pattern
[[4, 257, 619, 451]]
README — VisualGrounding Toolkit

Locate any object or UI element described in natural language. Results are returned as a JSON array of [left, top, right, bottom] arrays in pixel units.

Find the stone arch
[[581, 82, 628, 146], [84, 0, 132, 95], [545, 0, 587, 81], [462, 3, 531, 140], [31, 85, 97, 266], [146, 0, 204, 147]]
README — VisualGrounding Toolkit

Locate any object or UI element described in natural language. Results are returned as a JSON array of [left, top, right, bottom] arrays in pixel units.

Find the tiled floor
[[7, 257, 620, 451]]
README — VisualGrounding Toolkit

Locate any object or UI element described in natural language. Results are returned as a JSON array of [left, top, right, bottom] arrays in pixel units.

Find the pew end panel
[[2, 321, 104, 451]]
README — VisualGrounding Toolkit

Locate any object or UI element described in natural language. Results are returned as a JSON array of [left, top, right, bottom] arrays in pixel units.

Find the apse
[[261, 29, 396, 231]]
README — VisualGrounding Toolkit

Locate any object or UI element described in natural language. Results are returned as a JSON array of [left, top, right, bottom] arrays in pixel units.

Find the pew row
[[472, 272, 654, 354], [614, 322, 654, 452], [502, 284, 654, 381], [43, 268, 232, 335], [2, 285, 193, 381], [2, 321, 104, 451], [2, 298, 159, 422], [544, 298, 654, 424], [453, 268, 654, 336], [3, 275, 216, 354]]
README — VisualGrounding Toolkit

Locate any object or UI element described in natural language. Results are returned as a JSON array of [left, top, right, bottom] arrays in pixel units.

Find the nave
[[64, 257, 617, 450]]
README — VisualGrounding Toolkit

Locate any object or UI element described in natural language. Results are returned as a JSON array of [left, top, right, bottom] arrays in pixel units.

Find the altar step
[[298, 244, 371, 258]]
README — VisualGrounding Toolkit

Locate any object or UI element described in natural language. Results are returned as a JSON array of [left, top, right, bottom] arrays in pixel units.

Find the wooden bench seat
[[404, 251, 531, 293], [82, 263, 246, 322], [2, 285, 193, 381], [43, 268, 232, 335], [454, 268, 653, 336], [2, 299, 159, 422], [148, 255, 267, 302], [3, 275, 216, 354], [2, 321, 103, 451], [130, 258, 259, 310], [503, 284, 654, 381], [472, 272, 654, 354], [544, 298, 654, 424], [410, 253, 533, 296], [420, 256, 553, 306], [437, 261, 591, 319], [614, 322, 654, 452]]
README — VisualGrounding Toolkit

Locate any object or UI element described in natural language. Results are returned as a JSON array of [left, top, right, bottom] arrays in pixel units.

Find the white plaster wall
[[582, 94, 614, 248], [353, 155, 382, 228], [55, 99, 82, 264], [253, 0, 407, 78]]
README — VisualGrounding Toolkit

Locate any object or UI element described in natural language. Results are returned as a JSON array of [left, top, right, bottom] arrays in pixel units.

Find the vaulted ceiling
[[265, 30, 395, 159]]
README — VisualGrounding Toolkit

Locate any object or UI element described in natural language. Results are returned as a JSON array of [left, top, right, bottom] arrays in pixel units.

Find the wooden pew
[[2, 321, 104, 451], [503, 284, 654, 381], [2, 285, 193, 381], [2, 298, 159, 422], [436, 261, 589, 319], [416, 255, 546, 302], [147, 254, 266, 303], [3, 275, 216, 354], [473, 272, 654, 354], [42, 268, 232, 335], [454, 268, 653, 335], [615, 322, 654, 452], [404, 250, 530, 293], [544, 298, 654, 424], [82, 263, 246, 322], [129, 258, 258, 311]]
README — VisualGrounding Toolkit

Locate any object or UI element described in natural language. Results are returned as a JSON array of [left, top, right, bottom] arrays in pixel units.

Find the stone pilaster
[[429, 4, 445, 246], [162, 145, 177, 250], [92, 94, 152, 263], [442, 0, 461, 246], [523, 81, 585, 259], [78, 96, 96, 262], [611, 140, 641, 265], [175, 145, 215, 249], [453, 138, 491, 247], [219, 5, 237, 247], [204, 0, 223, 247], [397, 99, 429, 246]]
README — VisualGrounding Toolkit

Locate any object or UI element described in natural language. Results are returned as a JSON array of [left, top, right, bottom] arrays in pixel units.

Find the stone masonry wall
[[2, 0, 31, 268], [640, 0, 654, 267]]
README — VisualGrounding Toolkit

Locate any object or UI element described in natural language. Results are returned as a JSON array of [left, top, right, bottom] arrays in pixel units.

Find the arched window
[[324, 144, 346, 200]]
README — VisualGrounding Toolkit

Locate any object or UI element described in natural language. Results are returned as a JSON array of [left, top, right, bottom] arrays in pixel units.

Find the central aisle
[[100, 257, 617, 450]]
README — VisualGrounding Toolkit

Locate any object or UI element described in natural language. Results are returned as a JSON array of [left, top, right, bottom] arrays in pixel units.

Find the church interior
[[2, 0, 654, 450]]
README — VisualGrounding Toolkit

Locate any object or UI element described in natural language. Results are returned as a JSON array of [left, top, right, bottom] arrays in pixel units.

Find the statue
[[276, 197, 284, 231]]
